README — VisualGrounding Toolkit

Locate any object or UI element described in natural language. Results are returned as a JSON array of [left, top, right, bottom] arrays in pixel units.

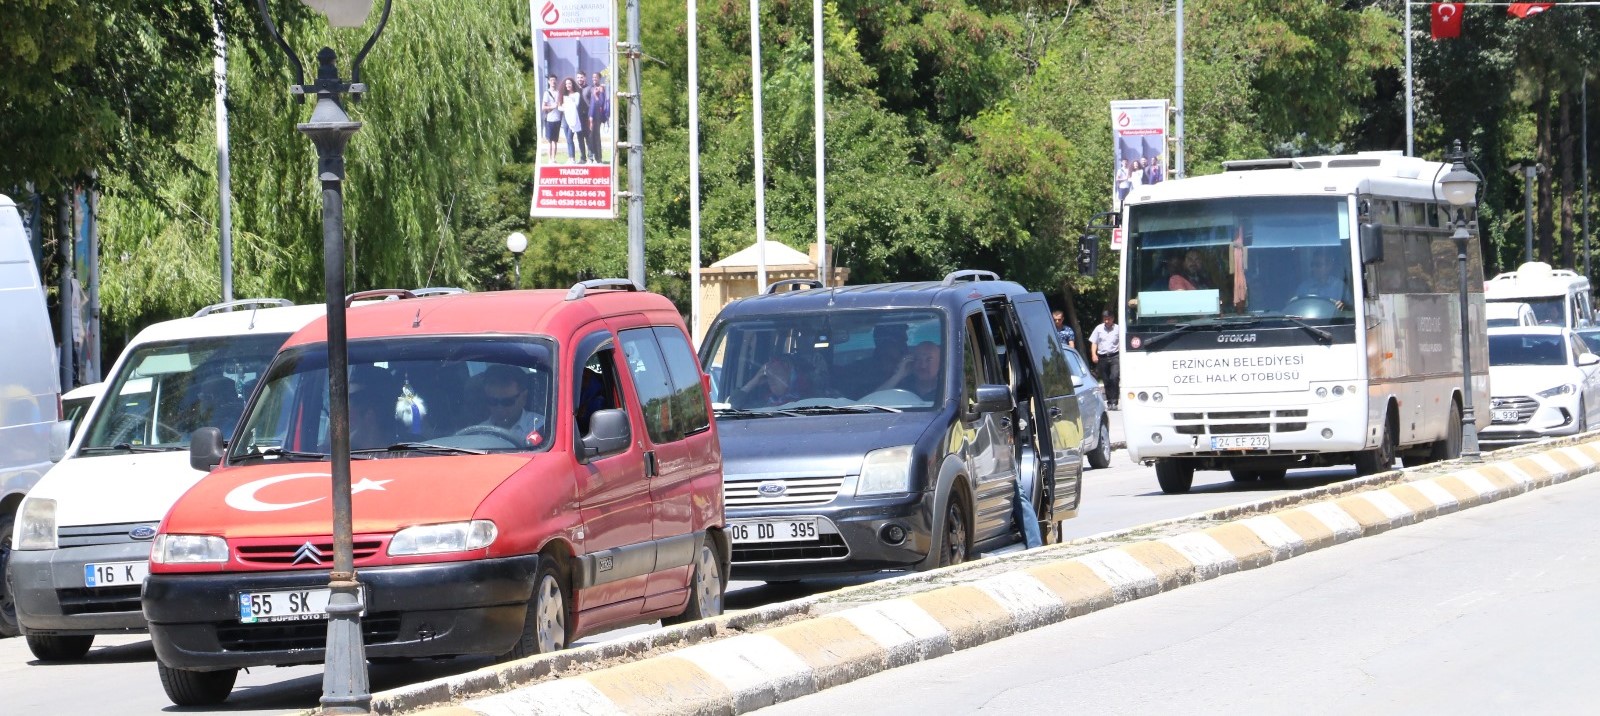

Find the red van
[[142, 282, 726, 706]]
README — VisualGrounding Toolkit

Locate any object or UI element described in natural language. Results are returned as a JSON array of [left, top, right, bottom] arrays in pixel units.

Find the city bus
[[1114, 152, 1488, 493]]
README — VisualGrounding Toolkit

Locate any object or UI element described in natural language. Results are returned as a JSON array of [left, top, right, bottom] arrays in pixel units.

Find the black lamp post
[[252, 1, 393, 712], [1440, 140, 1483, 462]]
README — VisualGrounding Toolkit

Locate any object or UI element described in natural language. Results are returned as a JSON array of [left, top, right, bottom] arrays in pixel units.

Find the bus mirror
[[1360, 223, 1384, 265], [1077, 234, 1099, 275]]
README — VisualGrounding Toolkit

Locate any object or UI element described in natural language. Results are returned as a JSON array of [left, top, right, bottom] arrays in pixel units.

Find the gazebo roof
[[710, 241, 812, 268]]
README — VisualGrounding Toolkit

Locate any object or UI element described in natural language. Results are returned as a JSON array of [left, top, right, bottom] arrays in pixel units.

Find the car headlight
[[856, 445, 915, 496], [1537, 384, 1577, 398], [388, 520, 498, 556], [150, 534, 229, 564], [16, 498, 58, 551]]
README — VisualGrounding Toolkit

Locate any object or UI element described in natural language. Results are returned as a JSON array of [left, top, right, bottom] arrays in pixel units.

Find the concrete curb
[[382, 440, 1600, 716]]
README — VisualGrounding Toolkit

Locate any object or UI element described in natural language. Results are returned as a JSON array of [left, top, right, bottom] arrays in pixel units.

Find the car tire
[[1087, 420, 1112, 469], [502, 560, 569, 662], [157, 662, 237, 707], [25, 633, 93, 661], [0, 510, 18, 637], [1355, 411, 1396, 476], [1256, 469, 1287, 484], [1155, 459, 1194, 494], [662, 538, 724, 626], [929, 490, 970, 569], [1228, 469, 1259, 483]]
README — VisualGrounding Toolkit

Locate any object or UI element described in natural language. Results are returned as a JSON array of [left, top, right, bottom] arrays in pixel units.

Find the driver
[[476, 365, 544, 439], [734, 354, 802, 408], [1295, 251, 1351, 310]]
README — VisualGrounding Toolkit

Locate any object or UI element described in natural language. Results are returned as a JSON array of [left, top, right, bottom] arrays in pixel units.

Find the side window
[[653, 326, 711, 437], [962, 313, 997, 416], [574, 348, 622, 437], [619, 328, 678, 444]]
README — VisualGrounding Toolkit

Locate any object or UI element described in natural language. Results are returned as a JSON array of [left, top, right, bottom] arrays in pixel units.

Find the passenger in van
[[475, 365, 545, 439], [349, 367, 400, 450], [874, 341, 942, 400], [846, 322, 910, 396], [734, 354, 803, 408], [1294, 250, 1351, 310]]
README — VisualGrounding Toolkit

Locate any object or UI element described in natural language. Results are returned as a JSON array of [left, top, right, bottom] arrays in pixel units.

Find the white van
[[1485, 301, 1538, 328], [0, 194, 62, 639], [1485, 261, 1595, 329], [6, 299, 324, 660]]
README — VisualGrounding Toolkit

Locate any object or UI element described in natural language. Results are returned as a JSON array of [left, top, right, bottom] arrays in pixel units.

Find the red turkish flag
[[1508, 3, 1555, 19], [1431, 3, 1464, 39]]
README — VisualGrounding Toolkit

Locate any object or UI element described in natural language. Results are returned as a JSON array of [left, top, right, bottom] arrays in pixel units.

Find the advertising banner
[[1110, 99, 1170, 215], [530, 0, 617, 219]]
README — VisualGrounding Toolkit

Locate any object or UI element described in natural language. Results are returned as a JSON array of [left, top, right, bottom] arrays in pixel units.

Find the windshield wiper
[[1275, 315, 1334, 344], [785, 404, 904, 414], [355, 442, 487, 456], [713, 407, 787, 419], [230, 447, 334, 463], [78, 443, 176, 454]]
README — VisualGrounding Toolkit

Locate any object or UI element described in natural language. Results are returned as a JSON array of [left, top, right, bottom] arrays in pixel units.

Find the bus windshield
[[1125, 196, 1353, 328]]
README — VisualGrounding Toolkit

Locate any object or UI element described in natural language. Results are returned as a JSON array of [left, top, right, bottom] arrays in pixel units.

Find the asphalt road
[[0, 412, 1378, 715], [755, 464, 1600, 715]]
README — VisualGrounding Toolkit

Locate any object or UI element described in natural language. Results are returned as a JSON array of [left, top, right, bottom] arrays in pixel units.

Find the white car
[[1482, 326, 1600, 447], [7, 299, 324, 661]]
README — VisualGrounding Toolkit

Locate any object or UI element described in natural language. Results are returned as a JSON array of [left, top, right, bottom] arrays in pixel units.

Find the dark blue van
[[698, 270, 1083, 580]]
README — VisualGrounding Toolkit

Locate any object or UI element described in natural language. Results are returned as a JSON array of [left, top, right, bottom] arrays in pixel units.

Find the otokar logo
[[1217, 333, 1258, 343]]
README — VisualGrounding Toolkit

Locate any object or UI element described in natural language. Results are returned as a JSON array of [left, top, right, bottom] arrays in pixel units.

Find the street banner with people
[[530, 0, 617, 219], [1109, 99, 1169, 214]]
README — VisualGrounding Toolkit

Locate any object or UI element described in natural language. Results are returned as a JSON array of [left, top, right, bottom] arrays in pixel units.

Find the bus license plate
[[1492, 408, 1520, 423], [84, 561, 148, 588], [1212, 435, 1270, 451], [239, 588, 338, 623], [729, 518, 819, 544]]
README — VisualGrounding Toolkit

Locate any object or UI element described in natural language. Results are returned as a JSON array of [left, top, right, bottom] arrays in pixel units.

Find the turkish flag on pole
[[1431, 3, 1464, 39], [1508, 3, 1555, 19]]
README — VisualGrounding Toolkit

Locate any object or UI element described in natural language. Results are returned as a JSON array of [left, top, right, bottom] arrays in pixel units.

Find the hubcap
[[945, 503, 967, 565], [695, 545, 722, 616], [1, 533, 16, 627], [534, 574, 565, 653]]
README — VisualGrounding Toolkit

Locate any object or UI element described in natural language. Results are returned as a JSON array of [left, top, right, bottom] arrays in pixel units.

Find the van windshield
[[1490, 297, 1564, 326], [701, 309, 946, 413], [228, 336, 557, 460], [80, 334, 288, 452]]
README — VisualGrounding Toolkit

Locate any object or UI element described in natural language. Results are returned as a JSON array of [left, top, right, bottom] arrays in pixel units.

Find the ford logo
[[757, 482, 787, 498], [129, 526, 157, 540]]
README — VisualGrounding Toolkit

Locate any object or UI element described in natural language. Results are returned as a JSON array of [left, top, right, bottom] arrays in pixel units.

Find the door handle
[[644, 450, 658, 478], [1048, 406, 1062, 419]]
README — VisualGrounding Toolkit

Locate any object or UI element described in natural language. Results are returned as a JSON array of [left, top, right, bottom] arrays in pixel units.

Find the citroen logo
[[292, 542, 325, 566], [757, 481, 787, 498]]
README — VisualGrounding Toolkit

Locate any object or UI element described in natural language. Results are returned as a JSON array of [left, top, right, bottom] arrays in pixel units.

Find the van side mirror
[[1580, 353, 1600, 367], [1077, 234, 1099, 275], [1359, 223, 1384, 265], [581, 408, 631, 458], [189, 427, 226, 472], [49, 420, 73, 463], [974, 384, 1015, 414]]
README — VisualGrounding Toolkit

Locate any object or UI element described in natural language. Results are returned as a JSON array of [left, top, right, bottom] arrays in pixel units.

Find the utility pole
[[1584, 73, 1591, 279], [1525, 165, 1538, 264], [813, 0, 827, 284], [1174, 0, 1186, 178], [750, 0, 768, 292], [624, 0, 646, 287], [1404, 1, 1413, 156], [214, 0, 235, 302], [688, 0, 702, 334]]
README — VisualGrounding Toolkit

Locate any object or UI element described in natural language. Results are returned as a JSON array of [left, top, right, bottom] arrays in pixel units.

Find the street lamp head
[[1440, 140, 1479, 207], [506, 232, 528, 255], [302, 0, 375, 28]]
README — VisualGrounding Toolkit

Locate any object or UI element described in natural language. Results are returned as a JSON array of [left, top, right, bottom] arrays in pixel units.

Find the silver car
[[1066, 350, 1111, 468]]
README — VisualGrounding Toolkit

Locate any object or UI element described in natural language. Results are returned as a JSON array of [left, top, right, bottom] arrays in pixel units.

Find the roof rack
[[766, 279, 824, 294], [345, 289, 417, 307], [1222, 158, 1300, 172], [566, 278, 641, 301], [941, 269, 1000, 287], [192, 298, 293, 318], [411, 287, 467, 297]]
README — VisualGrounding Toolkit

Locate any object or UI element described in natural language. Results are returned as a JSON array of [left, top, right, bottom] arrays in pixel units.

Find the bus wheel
[[1155, 460, 1194, 494], [1428, 402, 1463, 462], [1355, 414, 1396, 476]]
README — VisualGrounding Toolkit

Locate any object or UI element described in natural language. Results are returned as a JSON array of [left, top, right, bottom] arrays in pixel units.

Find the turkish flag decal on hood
[[1431, 3, 1464, 40], [1508, 3, 1555, 19]]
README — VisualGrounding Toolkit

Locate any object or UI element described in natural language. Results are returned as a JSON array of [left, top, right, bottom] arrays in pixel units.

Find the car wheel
[[503, 561, 569, 661], [932, 492, 970, 569], [1256, 469, 1287, 484], [157, 662, 237, 707], [1228, 469, 1260, 483], [1355, 411, 1396, 476], [0, 510, 18, 637], [1580, 398, 1589, 433], [1155, 459, 1194, 494], [663, 539, 723, 626], [1087, 419, 1112, 469], [26, 634, 93, 661]]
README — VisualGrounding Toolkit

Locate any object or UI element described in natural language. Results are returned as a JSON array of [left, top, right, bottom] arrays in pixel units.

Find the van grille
[[216, 613, 402, 652], [56, 586, 142, 615], [731, 533, 850, 563], [1170, 410, 1311, 435], [234, 539, 385, 567], [57, 522, 160, 548], [725, 476, 845, 508]]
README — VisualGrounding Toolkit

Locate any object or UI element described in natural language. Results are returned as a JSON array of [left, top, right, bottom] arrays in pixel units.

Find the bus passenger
[[1169, 249, 1211, 290]]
